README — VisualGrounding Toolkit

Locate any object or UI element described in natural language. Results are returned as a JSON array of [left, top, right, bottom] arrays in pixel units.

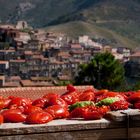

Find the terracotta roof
[[10, 59, 26, 63], [10, 76, 21, 81], [0, 61, 9, 64], [4, 82, 21, 87], [70, 44, 82, 49], [24, 51, 33, 55], [131, 52, 140, 57], [20, 80, 54, 87], [0, 76, 5, 80]]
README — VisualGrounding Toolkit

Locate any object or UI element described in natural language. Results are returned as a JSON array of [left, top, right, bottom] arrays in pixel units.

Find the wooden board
[[105, 109, 140, 122], [0, 119, 125, 136]]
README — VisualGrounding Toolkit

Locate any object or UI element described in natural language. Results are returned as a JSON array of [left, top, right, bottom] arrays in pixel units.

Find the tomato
[[67, 84, 76, 92], [0, 114, 4, 124], [45, 105, 69, 119], [61, 91, 79, 105], [10, 97, 32, 107], [46, 97, 68, 108], [9, 104, 25, 112], [25, 111, 53, 124], [32, 98, 47, 108], [1, 109, 26, 123], [0, 98, 11, 110], [69, 107, 88, 118], [97, 106, 110, 116], [95, 89, 109, 96], [43, 93, 59, 100], [110, 101, 129, 111], [24, 105, 43, 115], [79, 89, 95, 101], [83, 110, 102, 120], [128, 92, 140, 103], [134, 102, 140, 109]]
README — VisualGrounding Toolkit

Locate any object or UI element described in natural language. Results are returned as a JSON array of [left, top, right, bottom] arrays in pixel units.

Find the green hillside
[[0, 0, 140, 48], [46, 21, 139, 48]]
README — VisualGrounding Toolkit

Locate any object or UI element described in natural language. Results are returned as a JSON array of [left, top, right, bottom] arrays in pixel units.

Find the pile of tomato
[[0, 85, 140, 125]]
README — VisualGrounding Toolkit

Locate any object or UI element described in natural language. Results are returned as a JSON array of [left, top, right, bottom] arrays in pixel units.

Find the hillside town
[[0, 21, 138, 88]]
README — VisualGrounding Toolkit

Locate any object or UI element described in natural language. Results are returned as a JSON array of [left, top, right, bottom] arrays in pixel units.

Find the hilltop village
[[0, 21, 139, 87]]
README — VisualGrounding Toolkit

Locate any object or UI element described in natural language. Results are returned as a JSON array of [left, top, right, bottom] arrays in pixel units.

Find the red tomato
[[69, 107, 88, 118], [61, 91, 79, 105], [43, 93, 59, 100], [110, 101, 129, 111], [9, 104, 25, 112], [0, 98, 11, 110], [1, 109, 26, 123], [0, 114, 4, 124], [79, 89, 95, 101], [95, 89, 109, 96], [83, 111, 102, 120], [97, 106, 110, 116], [25, 111, 53, 124], [24, 105, 43, 115], [47, 97, 68, 108], [128, 92, 140, 103], [45, 105, 69, 119], [32, 98, 47, 108], [67, 84, 76, 92], [134, 102, 140, 109], [10, 97, 32, 107]]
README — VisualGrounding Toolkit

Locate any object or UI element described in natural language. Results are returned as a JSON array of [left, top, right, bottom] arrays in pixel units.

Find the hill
[[0, 0, 140, 48]]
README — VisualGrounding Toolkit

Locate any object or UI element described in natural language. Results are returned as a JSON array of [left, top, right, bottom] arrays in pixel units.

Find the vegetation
[[74, 52, 125, 90]]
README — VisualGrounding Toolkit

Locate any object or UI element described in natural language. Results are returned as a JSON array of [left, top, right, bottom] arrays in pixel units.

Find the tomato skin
[[43, 93, 59, 100], [25, 111, 53, 124], [1, 109, 26, 123], [128, 92, 140, 103], [0, 114, 4, 124], [47, 97, 68, 108], [10, 97, 32, 107], [61, 91, 79, 105], [134, 102, 140, 109], [110, 101, 129, 111], [45, 105, 69, 119], [0, 98, 11, 110], [79, 90, 95, 101], [97, 106, 110, 116], [83, 111, 102, 120], [24, 105, 43, 115], [95, 89, 109, 96], [32, 98, 47, 108], [67, 84, 76, 92], [69, 107, 87, 118]]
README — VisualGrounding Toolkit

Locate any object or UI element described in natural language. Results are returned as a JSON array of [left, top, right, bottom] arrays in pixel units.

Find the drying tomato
[[95, 89, 109, 96], [110, 100, 129, 111], [32, 98, 47, 108], [128, 92, 140, 103], [0, 98, 11, 110], [10, 97, 32, 107], [46, 97, 68, 108], [45, 105, 69, 119], [69, 107, 87, 118], [1, 109, 26, 123], [61, 91, 79, 105], [43, 93, 59, 100], [0, 114, 4, 124], [25, 111, 53, 124], [24, 105, 43, 115], [134, 102, 140, 109], [79, 89, 95, 101], [97, 106, 110, 116], [83, 106, 102, 120], [67, 84, 76, 92]]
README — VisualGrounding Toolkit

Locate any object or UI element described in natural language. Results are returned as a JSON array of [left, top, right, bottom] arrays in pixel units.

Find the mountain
[[0, 0, 140, 48]]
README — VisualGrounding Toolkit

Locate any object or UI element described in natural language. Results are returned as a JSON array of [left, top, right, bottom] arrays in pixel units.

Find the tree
[[74, 52, 125, 90]]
